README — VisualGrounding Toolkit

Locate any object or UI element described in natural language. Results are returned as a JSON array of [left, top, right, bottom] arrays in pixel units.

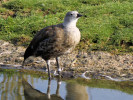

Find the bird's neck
[[63, 19, 78, 28]]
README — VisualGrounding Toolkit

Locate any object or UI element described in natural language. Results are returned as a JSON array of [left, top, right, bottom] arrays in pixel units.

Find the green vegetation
[[0, 68, 17, 73], [0, 0, 133, 52], [0, 68, 48, 78], [0, 68, 18, 77]]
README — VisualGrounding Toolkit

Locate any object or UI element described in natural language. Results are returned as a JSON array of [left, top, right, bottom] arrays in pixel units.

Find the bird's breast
[[64, 27, 81, 47]]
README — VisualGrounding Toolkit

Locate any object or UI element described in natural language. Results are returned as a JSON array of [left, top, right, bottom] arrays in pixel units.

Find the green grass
[[0, 68, 48, 78], [0, 0, 133, 52]]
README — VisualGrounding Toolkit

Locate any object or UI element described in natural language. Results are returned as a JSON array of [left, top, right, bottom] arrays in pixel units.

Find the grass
[[0, 0, 133, 52], [0, 68, 48, 78]]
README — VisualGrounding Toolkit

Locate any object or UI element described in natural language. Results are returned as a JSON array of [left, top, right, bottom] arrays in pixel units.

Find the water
[[0, 72, 133, 100]]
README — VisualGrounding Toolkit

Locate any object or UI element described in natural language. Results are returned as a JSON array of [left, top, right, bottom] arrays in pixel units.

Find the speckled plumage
[[24, 12, 81, 61], [23, 11, 82, 79]]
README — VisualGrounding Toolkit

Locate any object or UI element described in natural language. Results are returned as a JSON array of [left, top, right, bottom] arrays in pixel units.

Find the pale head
[[63, 11, 82, 27]]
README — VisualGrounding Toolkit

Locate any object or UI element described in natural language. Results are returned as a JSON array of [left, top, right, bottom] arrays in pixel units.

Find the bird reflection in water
[[0, 74, 89, 100], [22, 77, 63, 100], [66, 83, 89, 100]]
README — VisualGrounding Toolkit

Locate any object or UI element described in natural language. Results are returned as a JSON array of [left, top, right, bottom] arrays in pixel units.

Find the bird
[[22, 78, 63, 100], [22, 11, 82, 80]]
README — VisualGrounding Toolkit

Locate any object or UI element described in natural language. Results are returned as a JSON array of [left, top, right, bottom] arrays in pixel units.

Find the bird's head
[[63, 11, 82, 27]]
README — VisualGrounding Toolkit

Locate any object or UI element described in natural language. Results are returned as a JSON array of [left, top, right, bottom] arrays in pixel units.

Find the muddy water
[[0, 72, 133, 100]]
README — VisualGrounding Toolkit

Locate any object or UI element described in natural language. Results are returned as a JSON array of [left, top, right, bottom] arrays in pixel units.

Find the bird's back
[[23, 24, 57, 61], [24, 23, 80, 61]]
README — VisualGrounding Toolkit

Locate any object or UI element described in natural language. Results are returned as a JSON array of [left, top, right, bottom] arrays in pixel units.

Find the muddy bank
[[0, 40, 133, 81]]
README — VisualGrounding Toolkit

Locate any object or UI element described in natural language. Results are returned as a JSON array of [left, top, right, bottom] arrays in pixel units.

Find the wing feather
[[24, 24, 64, 60]]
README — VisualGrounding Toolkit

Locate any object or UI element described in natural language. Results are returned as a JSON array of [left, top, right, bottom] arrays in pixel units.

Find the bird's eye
[[70, 14, 73, 15]]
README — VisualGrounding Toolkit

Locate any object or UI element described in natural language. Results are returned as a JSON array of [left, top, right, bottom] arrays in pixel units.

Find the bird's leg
[[47, 79, 51, 99], [56, 77, 61, 96], [46, 60, 51, 80], [56, 57, 61, 77]]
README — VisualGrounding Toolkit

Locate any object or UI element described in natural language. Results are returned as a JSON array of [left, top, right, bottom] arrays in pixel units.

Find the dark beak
[[77, 13, 82, 18]]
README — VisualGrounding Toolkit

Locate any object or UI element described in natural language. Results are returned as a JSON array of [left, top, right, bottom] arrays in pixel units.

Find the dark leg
[[46, 60, 51, 80], [56, 57, 61, 77], [47, 79, 51, 99]]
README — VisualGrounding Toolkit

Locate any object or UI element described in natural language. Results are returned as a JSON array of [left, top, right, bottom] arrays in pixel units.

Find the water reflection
[[0, 73, 133, 100], [0, 73, 89, 100], [22, 77, 63, 100], [66, 83, 88, 100], [0, 74, 23, 100], [22, 77, 89, 100]]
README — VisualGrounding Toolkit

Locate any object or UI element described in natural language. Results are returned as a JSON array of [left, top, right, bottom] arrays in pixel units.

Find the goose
[[23, 11, 82, 80]]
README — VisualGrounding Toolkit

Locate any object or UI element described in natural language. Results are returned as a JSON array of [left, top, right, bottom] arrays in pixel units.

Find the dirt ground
[[0, 40, 133, 81]]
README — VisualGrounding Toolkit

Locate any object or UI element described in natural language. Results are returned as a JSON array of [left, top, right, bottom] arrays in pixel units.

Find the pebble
[[0, 40, 133, 80]]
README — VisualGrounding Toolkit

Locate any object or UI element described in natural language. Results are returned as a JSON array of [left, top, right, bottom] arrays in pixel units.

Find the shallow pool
[[0, 72, 133, 100]]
